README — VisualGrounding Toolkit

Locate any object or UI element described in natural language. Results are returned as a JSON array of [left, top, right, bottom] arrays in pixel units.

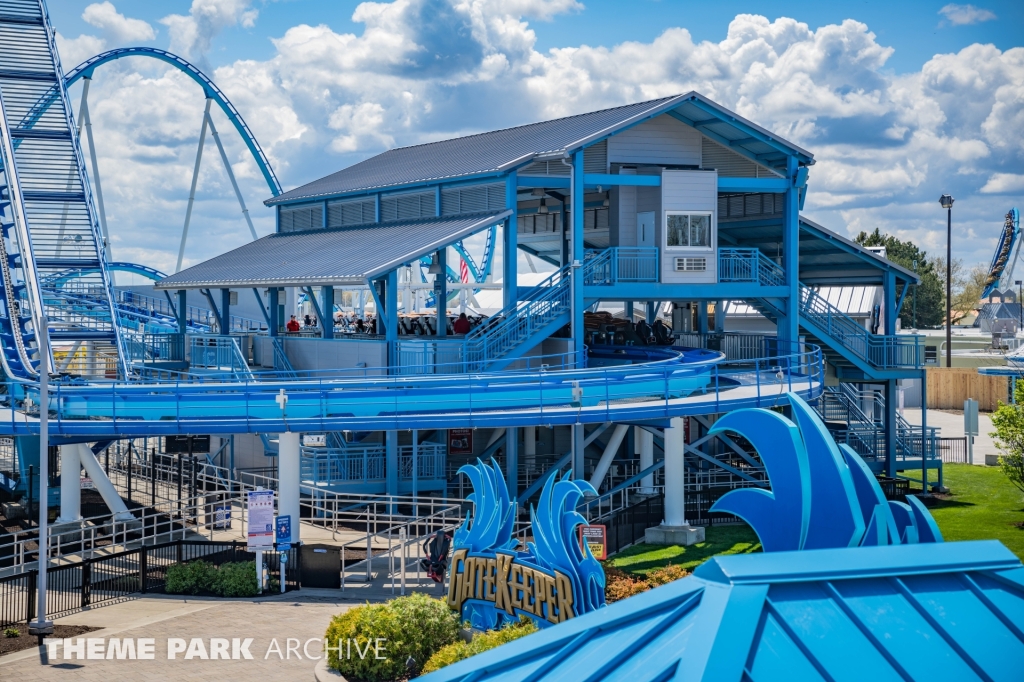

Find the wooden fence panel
[[925, 368, 1008, 411]]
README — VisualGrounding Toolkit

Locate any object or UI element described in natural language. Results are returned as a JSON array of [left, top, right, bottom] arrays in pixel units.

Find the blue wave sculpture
[[454, 458, 518, 554], [710, 392, 943, 551], [528, 472, 606, 618]]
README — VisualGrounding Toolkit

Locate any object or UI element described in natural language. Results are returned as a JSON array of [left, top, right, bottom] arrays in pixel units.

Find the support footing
[[645, 525, 705, 546]]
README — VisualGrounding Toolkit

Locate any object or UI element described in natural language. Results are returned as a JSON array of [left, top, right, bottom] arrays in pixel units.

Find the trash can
[[300, 544, 341, 588]]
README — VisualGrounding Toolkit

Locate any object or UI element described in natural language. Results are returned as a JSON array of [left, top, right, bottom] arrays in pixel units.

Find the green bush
[[164, 560, 259, 598], [324, 593, 458, 681], [4, 627, 20, 638], [211, 562, 259, 597], [165, 560, 215, 595], [422, 618, 538, 674]]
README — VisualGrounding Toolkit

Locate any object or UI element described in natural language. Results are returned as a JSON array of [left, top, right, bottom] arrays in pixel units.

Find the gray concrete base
[[1, 501, 26, 519], [50, 520, 84, 543], [645, 525, 705, 546], [314, 658, 347, 681]]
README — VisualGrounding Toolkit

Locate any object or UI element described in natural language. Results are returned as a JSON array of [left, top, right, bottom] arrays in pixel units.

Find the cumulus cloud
[[83, 1, 155, 43], [160, 0, 259, 68], [50, 1, 1024, 270], [939, 4, 997, 26]]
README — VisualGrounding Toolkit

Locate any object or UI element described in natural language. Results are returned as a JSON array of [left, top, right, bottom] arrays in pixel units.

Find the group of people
[[285, 311, 476, 336]]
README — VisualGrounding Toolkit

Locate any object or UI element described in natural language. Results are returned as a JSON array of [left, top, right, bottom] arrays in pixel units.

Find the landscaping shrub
[[165, 560, 215, 595], [422, 618, 538, 674], [324, 593, 458, 681], [164, 560, 259, 598], [603, 562, 690, 603], [211, 562, 259, 597]]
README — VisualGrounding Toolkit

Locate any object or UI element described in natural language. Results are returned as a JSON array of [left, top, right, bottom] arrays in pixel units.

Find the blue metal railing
[[301, 443, 446, 486], [583, 247, 660, 285], [187, 335, 252, 378], [799, 286, 924, 369], [718, 248, 786, 287]]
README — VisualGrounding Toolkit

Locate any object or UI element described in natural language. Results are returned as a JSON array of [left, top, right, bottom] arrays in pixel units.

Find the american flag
[[459, 258, 469, 283]]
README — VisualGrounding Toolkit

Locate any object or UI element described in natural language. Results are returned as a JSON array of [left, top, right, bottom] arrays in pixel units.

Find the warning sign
[[579, 525, 607, 561], [448, 429, 473, 455]]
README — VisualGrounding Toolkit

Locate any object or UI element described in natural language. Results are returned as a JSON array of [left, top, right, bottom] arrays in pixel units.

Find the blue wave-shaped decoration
[[527, 472, 606, 617], [711, 392, 943, 551], [454, 458, 518, 554]]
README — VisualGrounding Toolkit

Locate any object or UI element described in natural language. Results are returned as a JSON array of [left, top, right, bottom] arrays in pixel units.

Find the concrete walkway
[[902, 408, 1000, 465]]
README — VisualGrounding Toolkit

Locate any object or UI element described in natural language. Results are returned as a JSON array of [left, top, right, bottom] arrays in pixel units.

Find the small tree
[[990, 383, 1024, 495]]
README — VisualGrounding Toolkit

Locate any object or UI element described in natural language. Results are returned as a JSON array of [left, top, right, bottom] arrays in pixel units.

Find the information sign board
[[247, 489, 275, 551]]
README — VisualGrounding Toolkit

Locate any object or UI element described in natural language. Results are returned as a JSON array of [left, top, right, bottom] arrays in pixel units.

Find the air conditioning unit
[[674, 257, 706, 272]]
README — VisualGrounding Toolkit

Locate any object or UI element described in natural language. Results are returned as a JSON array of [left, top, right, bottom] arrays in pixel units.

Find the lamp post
[[1016, 280, 1022, 333], [28, 316, 53, 639], [912, 259, 918, 330], [939, 194, 954, 367]]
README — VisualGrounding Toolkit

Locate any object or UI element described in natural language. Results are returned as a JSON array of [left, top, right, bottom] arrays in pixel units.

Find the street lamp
[[1016, 280, 1022, 332], [939, 194, 954, 367]]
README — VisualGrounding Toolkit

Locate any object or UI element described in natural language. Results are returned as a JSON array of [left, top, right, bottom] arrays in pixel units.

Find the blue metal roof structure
[[265, 92, 815, 206], [156, 211, 510, 288], [419, 540, 1024, 682]]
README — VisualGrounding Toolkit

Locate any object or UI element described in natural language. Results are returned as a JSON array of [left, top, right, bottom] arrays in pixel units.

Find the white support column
[[176, 98, 213, 273], [77, 444, 133, 522], [571, 423, 585, 480], [637, 426, 654, 494], [206, 111, 258, 241], [588, 424, 629, 491], [278, 432, 301, 543], [645, 418, 704, 546], [524, 425, 536, 467], [56, 445, 81, 523]]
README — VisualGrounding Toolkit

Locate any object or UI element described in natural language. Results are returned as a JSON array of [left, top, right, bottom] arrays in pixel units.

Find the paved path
[[0, 554, 449, 680], [902, 408, 999, 465]]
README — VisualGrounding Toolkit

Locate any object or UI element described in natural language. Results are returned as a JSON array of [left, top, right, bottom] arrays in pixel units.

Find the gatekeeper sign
[[579, 525, 607, 561]]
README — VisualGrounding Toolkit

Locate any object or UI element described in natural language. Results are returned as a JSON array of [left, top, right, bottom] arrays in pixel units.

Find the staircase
[[0, 1, 126, 379], [749, 285, 923, 375], [459, 263, 572, 372]]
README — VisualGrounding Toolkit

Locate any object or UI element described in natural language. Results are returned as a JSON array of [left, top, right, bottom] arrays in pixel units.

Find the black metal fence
[[0, 540, 301, 626], [604, 495, 664, 556], [937, 437, 968, 464]]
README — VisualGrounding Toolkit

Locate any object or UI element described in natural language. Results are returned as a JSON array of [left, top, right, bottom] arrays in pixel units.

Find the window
[[665, 212, 712, 249]]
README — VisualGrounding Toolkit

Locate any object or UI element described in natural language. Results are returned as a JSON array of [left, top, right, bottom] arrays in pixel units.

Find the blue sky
[[44, 0, 1024, 278]]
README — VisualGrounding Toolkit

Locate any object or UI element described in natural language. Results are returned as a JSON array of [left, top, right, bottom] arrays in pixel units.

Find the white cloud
[[938, 4, 997, 26], [82, 2, 155, 43], [49, 1, 1024, 270], [160, 0, 259, 68], [980, 173, 1024, 194]]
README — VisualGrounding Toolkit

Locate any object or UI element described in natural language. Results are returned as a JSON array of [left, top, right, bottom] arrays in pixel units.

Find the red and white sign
[[448, 429, 473, 455]]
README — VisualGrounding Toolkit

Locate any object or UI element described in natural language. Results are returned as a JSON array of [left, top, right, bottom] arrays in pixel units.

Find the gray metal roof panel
[[156, 211, 510, 289], [266, 92, 814, 206]]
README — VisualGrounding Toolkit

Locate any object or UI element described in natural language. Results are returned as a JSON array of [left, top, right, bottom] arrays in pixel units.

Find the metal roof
[[266, 92, 814, 206], [419, 540, 1024, 682], [155, 211, 509, 289]]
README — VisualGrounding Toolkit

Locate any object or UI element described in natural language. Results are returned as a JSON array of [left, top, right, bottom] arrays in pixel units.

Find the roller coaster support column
[[386, 270, 398, 367], [78, 77, 112, 264], [884, 269, 897, 479], [637, 426, 654, 494], [571, 424, 584, 480], [436, 249, 447, 338], [506, 428, 518, 498], [524, 425, 536, 467], [277, 432, 301, 544], [645, 418, 704, 546], [56, 445, 81, 524], [321, 286, 334, 339], [176, 98, 213, 273], [571, 152, 584, 367], [206, 108, 258, 241], [386, 431, 398, 502]]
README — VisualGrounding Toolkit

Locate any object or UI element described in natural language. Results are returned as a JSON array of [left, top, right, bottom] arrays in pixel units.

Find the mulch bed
[[0, 623, 102, 657]]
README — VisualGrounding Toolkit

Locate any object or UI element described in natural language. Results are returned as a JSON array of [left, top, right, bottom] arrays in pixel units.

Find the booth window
[[665, 212, 712, 249]]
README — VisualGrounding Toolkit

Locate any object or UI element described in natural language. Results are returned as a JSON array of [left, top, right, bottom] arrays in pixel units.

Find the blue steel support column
[[884, 269, 897, 478], [386, 430, 398, 499], [714, 301, 725, 333], [782, 156, 800, 342], [505, 428, 518, 499], [572, 152, 585, 367], [220, 288, 231, 335], [697, 301, 708, 334], [269, 288, 280, 336], [386, 269, 399, 369], [437, 248, 447, 338], [625, 301, 633, 322], [646, 301, 656, 324], [504, 172, 518, 309], [176, 290, 187, 335], [321, 286, 334, 339]]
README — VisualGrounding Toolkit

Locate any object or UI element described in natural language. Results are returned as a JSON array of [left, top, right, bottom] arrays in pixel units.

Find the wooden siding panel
[[925, 368, 1009, 412]]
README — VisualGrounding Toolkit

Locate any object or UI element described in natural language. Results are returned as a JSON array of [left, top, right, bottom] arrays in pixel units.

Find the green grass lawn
[[931, 464, 1024, 561], [608, 465, 1024, 577], [608, 525, 761, 576]]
